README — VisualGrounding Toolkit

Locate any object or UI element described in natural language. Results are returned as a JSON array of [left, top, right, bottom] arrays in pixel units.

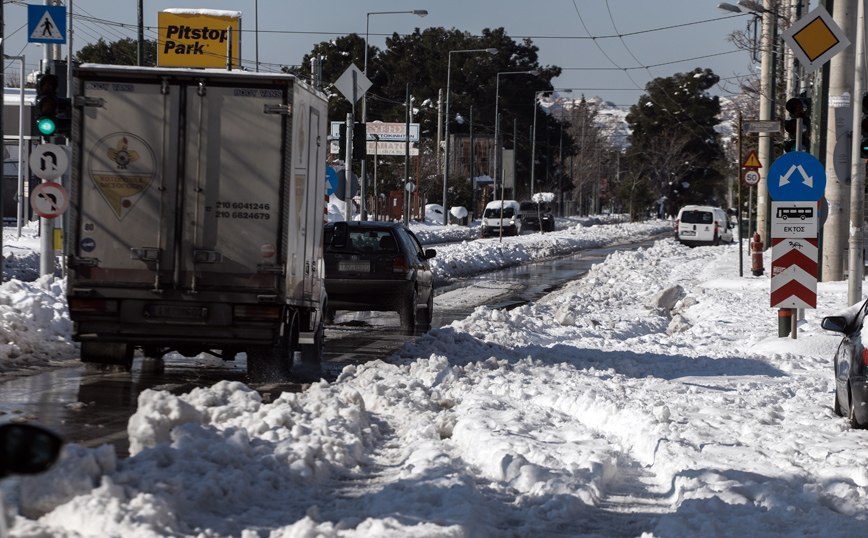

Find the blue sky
[[3, 1, 757, 107]]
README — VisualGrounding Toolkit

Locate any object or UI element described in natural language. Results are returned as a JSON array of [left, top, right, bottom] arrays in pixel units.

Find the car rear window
[[680, 210, 713, 224], [325, 229, 399, 253]]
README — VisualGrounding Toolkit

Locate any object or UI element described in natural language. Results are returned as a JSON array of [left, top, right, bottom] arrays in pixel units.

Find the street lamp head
[[485, 48, 498, 54], [412, 10, 428, 17], [529, 69, 540, 76], [717, 3, 742, 14]]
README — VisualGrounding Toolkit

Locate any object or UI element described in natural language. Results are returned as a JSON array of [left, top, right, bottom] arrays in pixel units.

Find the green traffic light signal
[[35, 73, 60, 140], [36, 116, 57, 136]]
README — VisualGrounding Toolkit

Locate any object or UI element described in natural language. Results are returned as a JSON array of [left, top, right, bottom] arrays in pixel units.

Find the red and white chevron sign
[[770, 237, 817, 308]]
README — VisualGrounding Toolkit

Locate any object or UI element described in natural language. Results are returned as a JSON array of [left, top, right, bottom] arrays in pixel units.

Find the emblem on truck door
[[88, 133, 156, 221]]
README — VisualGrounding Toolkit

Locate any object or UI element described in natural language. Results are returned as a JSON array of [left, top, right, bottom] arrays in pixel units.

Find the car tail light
[[862, 348, 868, 366], [68, 299, 118, 313], [714, 222, 719, 234], [234, 305, 281, 319], [675, 219, 679, 229], [393, 256, 409, 273]]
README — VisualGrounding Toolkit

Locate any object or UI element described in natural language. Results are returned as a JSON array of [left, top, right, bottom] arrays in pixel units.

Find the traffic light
[[352, 122, 367, 160], [337, 123, 347, 155], [860, 92, 868, 158], [784, 96, 811, 152], [34, 73, 71, 140]]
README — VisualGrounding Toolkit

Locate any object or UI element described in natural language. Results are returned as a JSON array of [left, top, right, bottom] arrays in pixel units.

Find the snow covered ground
[[3, 218, 868, 537]]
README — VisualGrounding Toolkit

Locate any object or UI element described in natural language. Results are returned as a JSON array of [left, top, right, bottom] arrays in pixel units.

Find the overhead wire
[[601, 0, 723, 148]]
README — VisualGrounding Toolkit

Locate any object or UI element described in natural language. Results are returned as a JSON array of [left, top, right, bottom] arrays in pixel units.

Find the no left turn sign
[[31, 181, 69, 218]]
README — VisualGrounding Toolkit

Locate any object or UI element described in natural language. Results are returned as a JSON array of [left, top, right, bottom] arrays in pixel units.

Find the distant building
[[3, 87, 39, 223]]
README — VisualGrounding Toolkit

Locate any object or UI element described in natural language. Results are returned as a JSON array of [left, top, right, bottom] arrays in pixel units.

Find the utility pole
[[821, 0, 858, 281], [847, 0, 866, 304], [756, 0, 776, 248]]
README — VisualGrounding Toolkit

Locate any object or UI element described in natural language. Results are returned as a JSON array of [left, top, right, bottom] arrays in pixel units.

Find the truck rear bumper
[[69, 297, 284, 347]]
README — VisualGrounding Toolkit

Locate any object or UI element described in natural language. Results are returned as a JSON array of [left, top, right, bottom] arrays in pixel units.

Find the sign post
[[30, 144, 70, 277], [767, 151, 826, 338]]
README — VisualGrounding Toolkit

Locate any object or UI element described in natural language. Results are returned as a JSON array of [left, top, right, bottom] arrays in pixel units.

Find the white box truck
[[66, 65, 328, 381]]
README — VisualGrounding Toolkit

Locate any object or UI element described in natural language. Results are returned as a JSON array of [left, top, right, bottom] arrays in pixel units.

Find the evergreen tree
[[75, 38, 157, 66], [625, 68, 725, 215], [294, 27, 562, 202]]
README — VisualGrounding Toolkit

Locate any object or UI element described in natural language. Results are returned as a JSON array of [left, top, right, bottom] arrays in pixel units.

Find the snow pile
[[9, 234, 868, 536]]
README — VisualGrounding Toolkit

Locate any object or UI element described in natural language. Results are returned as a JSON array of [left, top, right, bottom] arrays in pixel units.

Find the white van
[[482, 200, 522, 237], [675, 205, 734, 246]]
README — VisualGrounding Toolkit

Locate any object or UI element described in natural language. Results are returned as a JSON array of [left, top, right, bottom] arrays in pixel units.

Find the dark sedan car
[[821, 299, 868, 428], [324, 222, 435, 330]]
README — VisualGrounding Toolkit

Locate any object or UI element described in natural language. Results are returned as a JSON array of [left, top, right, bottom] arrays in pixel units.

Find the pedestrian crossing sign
[[28, 5, 66, 44]]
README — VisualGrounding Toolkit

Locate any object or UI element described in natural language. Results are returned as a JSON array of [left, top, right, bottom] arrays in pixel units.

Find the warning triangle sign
[[30, 11, 63, 42], [743, 150, 762, 169]]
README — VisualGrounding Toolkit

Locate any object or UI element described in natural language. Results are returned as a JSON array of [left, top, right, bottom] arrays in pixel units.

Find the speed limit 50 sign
[[743, 168, 760, 187]]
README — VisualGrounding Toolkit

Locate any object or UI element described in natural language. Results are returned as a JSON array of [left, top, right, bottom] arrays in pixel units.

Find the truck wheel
[[247, 313, 297, 383], [400, 289, 418, 330], [81, 342, 134, 372]]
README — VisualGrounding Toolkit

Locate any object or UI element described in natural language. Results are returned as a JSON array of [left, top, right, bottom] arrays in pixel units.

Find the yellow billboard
[[158, 10, 241, 68]]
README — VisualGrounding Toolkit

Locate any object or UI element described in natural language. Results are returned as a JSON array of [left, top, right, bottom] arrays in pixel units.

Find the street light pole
[[495, 69, 538, 242], [494, 70, 538, 207], [531, 89, 571, 198], [442, 47, 496, 226], [363, 10, 427, 221]]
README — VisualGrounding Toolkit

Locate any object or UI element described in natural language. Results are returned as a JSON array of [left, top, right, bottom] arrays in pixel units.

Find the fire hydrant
[[751, 232, 764, 276]]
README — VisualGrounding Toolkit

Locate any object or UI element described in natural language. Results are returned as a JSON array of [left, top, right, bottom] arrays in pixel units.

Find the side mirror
[[821, 316, 848, 333], [0, 423, 63, 480], [332, 222, 348, 249], [424, 249, 436, 259]]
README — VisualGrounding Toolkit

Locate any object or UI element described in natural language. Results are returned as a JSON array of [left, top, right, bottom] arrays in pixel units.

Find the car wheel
[[849, 387, 864, 429], [419, 288, 434, 327], [833, 386, 843, 416], [400, 289, 418, 330]]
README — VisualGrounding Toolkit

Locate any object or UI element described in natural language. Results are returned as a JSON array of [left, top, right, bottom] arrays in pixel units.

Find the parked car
[[519, 200, 555, 232], [481, 200, 522, 237], [675, 205, 734, 246], [324, 222, 435, 330], [0, 423, 63, 538], [821, 299, 868, 428]]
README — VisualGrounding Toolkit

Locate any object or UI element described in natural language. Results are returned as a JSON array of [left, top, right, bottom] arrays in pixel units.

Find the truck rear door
[[180, 80, 288, 292], [72, 76, 180, 287]]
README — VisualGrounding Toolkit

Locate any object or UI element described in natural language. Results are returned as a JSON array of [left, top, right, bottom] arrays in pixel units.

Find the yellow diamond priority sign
[[782, 6, 850, 74]]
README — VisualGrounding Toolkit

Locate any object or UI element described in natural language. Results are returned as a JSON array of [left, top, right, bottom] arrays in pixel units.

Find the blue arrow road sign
[[28, 5, 66, 44], [767, 151, 826, 202], [325, 166, 338, 196]]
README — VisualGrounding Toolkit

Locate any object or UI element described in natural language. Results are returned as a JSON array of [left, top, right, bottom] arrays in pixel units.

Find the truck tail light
[[393, 256, 408, 273], [68, 299, 118, 313], [234, 305, 281, 319]]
